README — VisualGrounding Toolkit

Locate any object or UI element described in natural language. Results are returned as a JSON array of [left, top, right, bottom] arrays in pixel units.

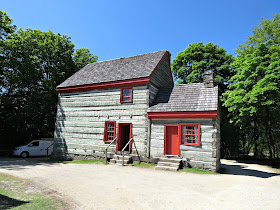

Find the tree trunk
[[266, 108, 276, 160]]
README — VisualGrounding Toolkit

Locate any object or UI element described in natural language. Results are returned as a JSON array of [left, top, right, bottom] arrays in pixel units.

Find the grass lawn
[[41, 159, 105, 164], [179, 167, 216, 174], [0, 173, 66, 209]]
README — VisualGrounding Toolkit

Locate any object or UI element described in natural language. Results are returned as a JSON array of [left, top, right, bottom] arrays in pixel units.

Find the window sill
[[181, 143, 200, 147]]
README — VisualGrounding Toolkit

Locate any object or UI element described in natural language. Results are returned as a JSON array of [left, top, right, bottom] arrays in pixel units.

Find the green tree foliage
[[171, 42, 237, 159], [73, 48, 98, 70], [222, 14, 280, 160], [0, 11, 16, 40], [0, 12, 97, 146], [171, 42, 234, 91]]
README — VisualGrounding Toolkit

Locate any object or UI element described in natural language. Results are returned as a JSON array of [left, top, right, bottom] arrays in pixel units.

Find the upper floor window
[[104, 121, 116, 142], [180, 123, 200, 146], [120, 87, 133, 103]]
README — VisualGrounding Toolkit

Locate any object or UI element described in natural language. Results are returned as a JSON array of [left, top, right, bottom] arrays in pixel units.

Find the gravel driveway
[[0, 158, 279, 210]]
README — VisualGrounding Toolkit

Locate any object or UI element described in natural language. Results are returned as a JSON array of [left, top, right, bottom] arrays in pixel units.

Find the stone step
[[155, 166, 178, 172], [116, 159, 132, 164], [116, 151, 129, 155], [157, 162, 180, 167], [157, 157, 182, 164], [110, 159, 116, 164], [113, 155, 131, 161]]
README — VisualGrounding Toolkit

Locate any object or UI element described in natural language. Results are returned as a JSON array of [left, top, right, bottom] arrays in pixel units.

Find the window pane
[[181, 125, 199, 145], [105, 122, 115, 141], [122, 88, 132, 102]]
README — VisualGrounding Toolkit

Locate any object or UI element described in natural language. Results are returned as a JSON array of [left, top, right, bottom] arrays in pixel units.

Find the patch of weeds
[[129, 161, 156, 168], [179, 168, 215, 174], [41, 158, 105, 164], [0, 173, 66, 210]]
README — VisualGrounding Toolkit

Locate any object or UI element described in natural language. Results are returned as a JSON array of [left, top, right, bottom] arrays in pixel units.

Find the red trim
[[120, 87, 133, 103], [103, 121, 116, 142], [57, 77, 150, 93], [179, 123, 200, 146], [147, 111, 217, 119]]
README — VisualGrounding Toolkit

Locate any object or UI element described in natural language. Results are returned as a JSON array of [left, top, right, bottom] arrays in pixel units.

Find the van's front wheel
[[20, 152, 29, 158]]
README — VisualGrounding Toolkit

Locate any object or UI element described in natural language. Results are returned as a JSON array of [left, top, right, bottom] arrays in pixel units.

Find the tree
[[222, 14, 280, 161], [171, 42, 234, 91], [0, 27, 97, 146], [171, 42, 237, 159], [0, 11, 16, 40], [73, 48, 98, 70]]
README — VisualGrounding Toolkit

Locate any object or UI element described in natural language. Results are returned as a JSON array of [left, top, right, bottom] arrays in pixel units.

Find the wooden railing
[[121, 138, 141, 166], [105, 137, 117, 164]]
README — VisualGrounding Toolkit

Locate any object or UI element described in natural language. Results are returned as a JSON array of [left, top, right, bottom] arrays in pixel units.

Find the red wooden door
[[116, 123, 132, 153], [165, 125, 179, 156]]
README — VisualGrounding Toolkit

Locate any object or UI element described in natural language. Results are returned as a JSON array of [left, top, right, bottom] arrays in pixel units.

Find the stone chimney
[[203, 70, 214, 88]]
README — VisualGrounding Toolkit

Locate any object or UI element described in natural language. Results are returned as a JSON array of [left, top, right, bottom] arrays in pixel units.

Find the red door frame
[[164, 124, 180, 156], [116, 123, 132, 153]]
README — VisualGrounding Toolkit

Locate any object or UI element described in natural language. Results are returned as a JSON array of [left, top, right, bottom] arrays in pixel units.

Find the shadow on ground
[[0, 194, 29, 209], [0, 157, 60, 170], [220, 162, 280, 178]]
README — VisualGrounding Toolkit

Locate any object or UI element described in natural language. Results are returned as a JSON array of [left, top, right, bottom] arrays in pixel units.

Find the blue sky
[[1, 0, 280, 61]]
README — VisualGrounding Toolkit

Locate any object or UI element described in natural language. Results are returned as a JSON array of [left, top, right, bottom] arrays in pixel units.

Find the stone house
[[54, 50, 220, 171]]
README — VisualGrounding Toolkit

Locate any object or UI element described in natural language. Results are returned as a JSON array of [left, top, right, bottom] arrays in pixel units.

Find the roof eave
[[56, 77, 151, 93], [147, 111, 217, 119]]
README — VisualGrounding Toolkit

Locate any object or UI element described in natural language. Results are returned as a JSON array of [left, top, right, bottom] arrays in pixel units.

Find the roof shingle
[[57, 50, 167, 88], [147, 84, 218, 112]]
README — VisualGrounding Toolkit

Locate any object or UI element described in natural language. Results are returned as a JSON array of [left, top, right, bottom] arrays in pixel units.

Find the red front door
[[116, 123, 132, 153], [164, 125, 180, 156]]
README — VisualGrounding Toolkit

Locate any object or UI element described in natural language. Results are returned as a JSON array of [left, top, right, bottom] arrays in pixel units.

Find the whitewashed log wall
[[54, 85, 150, 158], [149, 54, 173, 105], [150, 117, 221, 171]]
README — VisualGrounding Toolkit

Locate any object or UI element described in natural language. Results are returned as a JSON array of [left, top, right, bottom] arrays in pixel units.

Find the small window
[[104, 121, 116, 142], [180, 124, 200, 146], [120, 87, 133, 103]]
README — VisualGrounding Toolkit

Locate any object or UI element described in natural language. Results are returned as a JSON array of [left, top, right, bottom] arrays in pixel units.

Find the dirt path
[[0, 158, 279, 210]]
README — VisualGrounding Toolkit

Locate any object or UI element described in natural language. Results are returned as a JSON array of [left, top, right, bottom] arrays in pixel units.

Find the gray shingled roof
[[148, 84, 218, 112], [57, 50, 167, 88]]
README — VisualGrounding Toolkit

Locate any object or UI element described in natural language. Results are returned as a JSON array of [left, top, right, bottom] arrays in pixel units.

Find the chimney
[[203, 70, 214, 88]]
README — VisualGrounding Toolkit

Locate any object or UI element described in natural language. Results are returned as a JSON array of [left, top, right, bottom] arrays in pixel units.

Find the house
[[54, 50, 221, 171]]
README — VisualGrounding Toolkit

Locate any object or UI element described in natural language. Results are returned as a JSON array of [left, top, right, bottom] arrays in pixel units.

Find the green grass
[[179, 167, 216, 174], [129, 161, 156, 168], [41, 158, 105, 164], [0, 173, 65, 210]]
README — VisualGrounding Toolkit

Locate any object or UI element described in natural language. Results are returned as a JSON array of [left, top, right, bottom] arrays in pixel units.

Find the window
[[180, 124, 200, 146], [104, 121, 116, 142], [120, 87, 133, 103], [29, 141, 39, 147]]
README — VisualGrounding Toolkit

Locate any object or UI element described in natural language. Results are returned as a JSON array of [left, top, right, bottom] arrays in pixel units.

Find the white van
[[13, 139, 54, 157]]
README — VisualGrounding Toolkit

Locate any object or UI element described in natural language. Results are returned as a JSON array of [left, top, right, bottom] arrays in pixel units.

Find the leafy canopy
[[0, 12, 98, 145], [0, 11, 16, 40], [171, 42, 234, 88], [222, 13, 280, 159]]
